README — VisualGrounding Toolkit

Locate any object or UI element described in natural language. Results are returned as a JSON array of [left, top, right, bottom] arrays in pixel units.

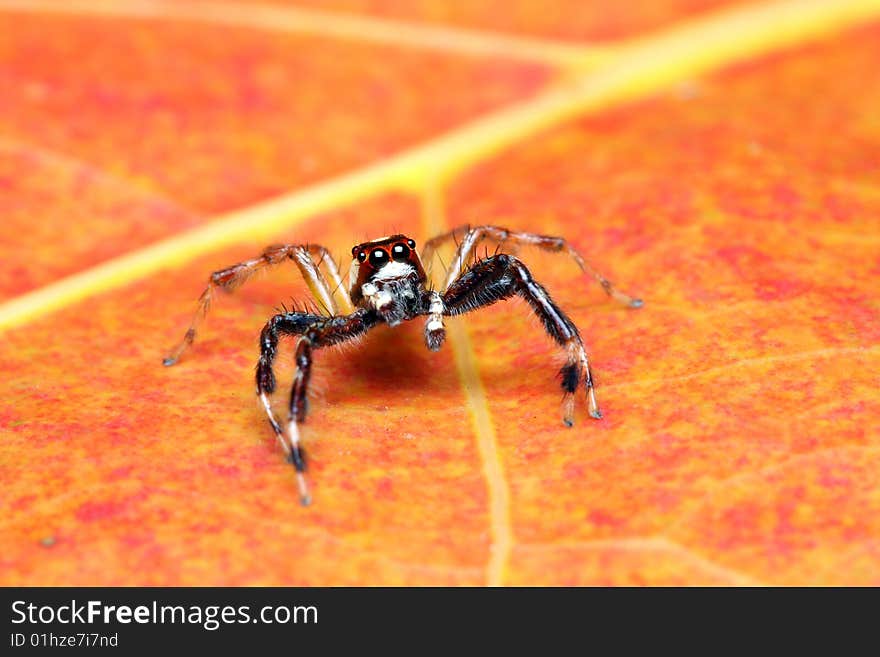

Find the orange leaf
[[1, 1, 878, 585], [0, 9, 547, 300]]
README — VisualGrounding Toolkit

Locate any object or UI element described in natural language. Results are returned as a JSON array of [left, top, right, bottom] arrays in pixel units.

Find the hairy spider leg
[[256, 308, 380, 505], [422, 224, 643, 307], [442, 253, 601, 426], [163, 243, 352, 366]]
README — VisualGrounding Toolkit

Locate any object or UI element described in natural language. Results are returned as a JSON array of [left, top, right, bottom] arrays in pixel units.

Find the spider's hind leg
[[422, 224, 642, 309], [163, 243, 351, 366]]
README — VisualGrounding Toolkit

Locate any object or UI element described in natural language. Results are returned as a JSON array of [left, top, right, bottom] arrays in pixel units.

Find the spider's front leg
[[442, 254, 607, 426], [256, 308, 380, 505]]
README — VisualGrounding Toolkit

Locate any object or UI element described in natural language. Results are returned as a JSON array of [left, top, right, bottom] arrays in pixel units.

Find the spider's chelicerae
[[164, 225, 642, 505]]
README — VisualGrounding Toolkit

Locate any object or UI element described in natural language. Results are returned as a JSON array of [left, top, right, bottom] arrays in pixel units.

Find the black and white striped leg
[[286, 338, 312, 503], [559, 340, 601, 425], [256, 309, 380, 505], [442, 253, 601, 426]]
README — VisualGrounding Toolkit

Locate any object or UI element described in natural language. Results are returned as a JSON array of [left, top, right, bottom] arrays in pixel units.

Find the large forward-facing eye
[[391, 243, 410, 262], [369, 249, 389, 267]]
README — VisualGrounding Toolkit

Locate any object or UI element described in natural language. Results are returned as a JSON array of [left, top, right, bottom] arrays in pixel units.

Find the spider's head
[[348, 234, 427, 316]]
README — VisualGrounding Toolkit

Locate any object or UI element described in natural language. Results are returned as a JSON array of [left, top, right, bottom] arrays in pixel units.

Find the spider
[[163, 225, 642, 505]]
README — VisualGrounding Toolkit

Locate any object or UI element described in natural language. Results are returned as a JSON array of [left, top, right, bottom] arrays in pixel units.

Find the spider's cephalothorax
[[349, 235, 428, 324], [163, 225, 643, 505]]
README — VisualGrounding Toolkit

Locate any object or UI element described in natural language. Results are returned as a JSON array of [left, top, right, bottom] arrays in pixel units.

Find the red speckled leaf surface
[[0, 11, 547, 299], [0, 1, 878, 586], [445, 25, 880, 585], [250, 0, 754, 41]]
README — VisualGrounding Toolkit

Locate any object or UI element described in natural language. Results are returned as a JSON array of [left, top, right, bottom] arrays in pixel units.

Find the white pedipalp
[[424, 290, 446, 349], [427, 292, 444, 328], [360, 281, 394, 311]]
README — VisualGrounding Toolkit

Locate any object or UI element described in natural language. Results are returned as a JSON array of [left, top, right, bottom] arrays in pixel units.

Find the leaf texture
[[0, 0, 878, 585]]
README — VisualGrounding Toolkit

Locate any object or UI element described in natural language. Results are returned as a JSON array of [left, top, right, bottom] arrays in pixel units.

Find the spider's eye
[[391, 243, 410, 262], [356, 250, 366, 262], [369, 249, 389, 267], [407, 239, 416, 249]]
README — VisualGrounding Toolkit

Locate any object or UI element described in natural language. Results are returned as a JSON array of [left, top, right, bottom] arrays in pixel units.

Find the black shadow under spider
[[163, 225, 643, 505]]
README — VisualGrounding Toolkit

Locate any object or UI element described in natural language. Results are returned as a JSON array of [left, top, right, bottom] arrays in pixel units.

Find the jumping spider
[[164, 225, 642, 505]]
